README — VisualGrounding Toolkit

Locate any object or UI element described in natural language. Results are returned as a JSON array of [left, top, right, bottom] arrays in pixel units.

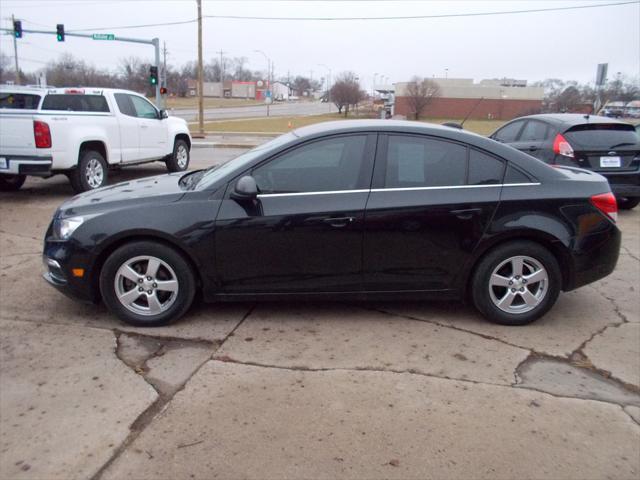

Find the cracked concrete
[[0, 320, 157, 480], [1, 154, 639, 479], [102, 361, 640, 480], [215, 303, 530, 385], [583, 323, 640, 388]]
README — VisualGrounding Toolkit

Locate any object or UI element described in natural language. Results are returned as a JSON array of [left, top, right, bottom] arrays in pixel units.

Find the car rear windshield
[[41, 94, 110, 112], [0, 92, 41, 109], [564, 124, 639, 149]]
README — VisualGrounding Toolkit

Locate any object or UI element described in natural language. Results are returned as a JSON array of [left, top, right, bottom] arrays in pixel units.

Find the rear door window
[[114, 93, 136, 117], [564, 124, 639, 149], [0, 92, 41, 109], [41, 94, 109, 112], [384, 135, 467, 188], [492, 121, 525, 142], [519, 120, 550, 142]]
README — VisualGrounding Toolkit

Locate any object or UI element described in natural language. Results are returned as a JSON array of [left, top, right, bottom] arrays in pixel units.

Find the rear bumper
[[565, 224, 621, 291], [601, 170, 640, 198], [0, 154, 52, 176]]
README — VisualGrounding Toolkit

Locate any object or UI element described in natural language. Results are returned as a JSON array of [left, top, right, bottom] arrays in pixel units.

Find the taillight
[[590, 192, 617, 222], [553, 133, 574, 158], [33, 120, 51, 148]]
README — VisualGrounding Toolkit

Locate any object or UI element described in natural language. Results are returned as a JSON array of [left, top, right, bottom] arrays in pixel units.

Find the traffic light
[[149, 66, 158, 86], [13, 20, 22, 38], [160, 86, 168, 95], [56, 24, 65, 42]]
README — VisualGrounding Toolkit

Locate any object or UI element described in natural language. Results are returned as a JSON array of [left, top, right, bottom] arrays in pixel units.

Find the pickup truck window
[[115, 94, 158, 119], [41, 94, 109, 112], [0, 92, 41, 109], [130, 95, 158, 119]]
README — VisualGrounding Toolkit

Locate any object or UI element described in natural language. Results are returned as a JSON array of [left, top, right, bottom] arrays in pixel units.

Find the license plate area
[[600, 156, 621, 168]]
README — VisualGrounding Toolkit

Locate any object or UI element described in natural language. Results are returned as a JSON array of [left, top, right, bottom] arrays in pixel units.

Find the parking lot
[[1, 147, 639, 479]]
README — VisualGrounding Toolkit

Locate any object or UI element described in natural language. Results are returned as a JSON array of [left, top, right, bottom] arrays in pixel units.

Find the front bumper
[[42, 239, 99, 303], [0, 154, 52, 176]]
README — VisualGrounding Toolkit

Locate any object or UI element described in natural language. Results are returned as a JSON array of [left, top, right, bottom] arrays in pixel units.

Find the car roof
[[292, 119, 490, 140], [285, 119, 562, 182], [0, 86, 147, 97], [511, 113, 629, 128]]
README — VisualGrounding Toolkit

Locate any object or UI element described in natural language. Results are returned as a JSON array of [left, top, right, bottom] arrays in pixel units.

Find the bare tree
[[404, 76, 440, 120], [330, 71, 365, 116]]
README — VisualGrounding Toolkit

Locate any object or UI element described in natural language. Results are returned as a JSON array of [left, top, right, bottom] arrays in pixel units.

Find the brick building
[[394, 78, 544, 120]]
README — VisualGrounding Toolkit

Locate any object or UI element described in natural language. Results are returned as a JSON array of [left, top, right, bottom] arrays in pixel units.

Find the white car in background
[[0, 86, 191, 192]]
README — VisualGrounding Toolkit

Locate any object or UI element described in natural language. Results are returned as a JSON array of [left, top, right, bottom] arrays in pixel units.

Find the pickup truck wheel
[[0, 174, 26, 191], [70, 150, 108, 193], [166, 139, 190, 172]]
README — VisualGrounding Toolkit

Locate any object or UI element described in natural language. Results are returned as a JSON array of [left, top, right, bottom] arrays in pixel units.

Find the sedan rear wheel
[[100, 241, 196, 326], [472, 241, 561, 325]]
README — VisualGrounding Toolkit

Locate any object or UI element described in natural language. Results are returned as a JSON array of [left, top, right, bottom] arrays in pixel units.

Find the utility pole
[[196, 0, 204, 136], [12, 14, 20, 85], [217, 49, 226, 97]]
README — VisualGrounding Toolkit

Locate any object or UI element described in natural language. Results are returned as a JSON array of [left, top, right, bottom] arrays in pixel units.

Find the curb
[[192, 142, 259, 149]]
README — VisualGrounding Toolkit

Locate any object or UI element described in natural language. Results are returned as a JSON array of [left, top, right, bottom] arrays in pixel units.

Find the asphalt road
[[171, 100, 336, 122], [1, 149, 639, 479]]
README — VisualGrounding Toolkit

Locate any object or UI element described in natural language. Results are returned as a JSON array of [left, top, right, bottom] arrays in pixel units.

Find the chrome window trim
[[256, 183, 540, 198]]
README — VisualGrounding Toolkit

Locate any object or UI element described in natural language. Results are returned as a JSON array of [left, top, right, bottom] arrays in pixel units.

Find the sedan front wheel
[[100, 241, 196, 326]]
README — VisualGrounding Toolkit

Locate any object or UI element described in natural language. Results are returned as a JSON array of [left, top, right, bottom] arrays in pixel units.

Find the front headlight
[[54, 216, 85, 240]]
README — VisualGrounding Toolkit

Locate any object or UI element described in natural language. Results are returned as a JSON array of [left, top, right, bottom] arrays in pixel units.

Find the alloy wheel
[[488, 255, 548, 314], [114, 255, 179, 316], [85, 158, 104, 189]]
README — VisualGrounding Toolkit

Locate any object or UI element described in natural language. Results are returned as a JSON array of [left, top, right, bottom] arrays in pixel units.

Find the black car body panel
[[43, 120, 621, 308], [490, 114, 640, 198]]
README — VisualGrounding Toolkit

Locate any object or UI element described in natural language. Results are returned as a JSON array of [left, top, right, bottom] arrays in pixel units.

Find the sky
[[0, 0, 638, 89]]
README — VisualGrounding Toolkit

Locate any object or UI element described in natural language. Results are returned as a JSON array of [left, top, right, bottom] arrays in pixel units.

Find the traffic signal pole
[[11, 15, 20, 85], [2, 26, 162, 108]]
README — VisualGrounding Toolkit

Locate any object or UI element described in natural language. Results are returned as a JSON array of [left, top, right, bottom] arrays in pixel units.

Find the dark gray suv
[[490, 114, 640, 209]]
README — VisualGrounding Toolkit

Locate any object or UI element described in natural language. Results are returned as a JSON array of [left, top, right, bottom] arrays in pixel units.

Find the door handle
[[449, 208, 481, 220], [528, 145, 538, 151], [141, 124, 149, 129], [323, 217, 355, 228]]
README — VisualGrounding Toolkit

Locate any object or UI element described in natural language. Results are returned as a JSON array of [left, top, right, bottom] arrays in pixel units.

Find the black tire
[[471, 241, 561, 326], [0, 174, 26, 191], [99, 241, 196, 327], [70, 150, 108, 193], [618, 197, 640, 210], [165, 139, 190, 172]]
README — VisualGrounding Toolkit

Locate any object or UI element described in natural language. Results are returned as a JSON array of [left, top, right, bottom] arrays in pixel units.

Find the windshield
[[196, 132, 297, 189], [564, 124, 639, 149]]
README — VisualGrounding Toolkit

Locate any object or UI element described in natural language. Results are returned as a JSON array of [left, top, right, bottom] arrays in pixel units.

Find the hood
[[58, 173, 186, 218]]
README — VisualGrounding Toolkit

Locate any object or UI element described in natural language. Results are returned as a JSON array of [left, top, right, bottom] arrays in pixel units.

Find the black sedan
[[43, 120, 621, 327], [490, 114, 640, 210]]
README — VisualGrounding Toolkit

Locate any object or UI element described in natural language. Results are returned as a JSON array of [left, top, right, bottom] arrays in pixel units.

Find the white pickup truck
[[0, 86, 192, 192]]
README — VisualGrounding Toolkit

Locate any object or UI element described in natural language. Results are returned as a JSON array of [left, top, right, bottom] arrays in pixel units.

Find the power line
[[45, 0, 637, 32]]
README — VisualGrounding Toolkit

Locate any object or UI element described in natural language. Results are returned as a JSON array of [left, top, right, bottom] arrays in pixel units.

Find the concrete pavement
[[1, 149, 638, 479]]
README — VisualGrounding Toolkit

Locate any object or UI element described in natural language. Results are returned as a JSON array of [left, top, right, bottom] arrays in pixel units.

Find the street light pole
[[196, 0, 204, 135], [318, 63, 331, 112], [372, 73, 378, 99], [254, 49, 271, 117]]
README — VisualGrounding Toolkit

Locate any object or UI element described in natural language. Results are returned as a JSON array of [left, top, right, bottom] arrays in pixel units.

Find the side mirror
[[231, 175, 258, 201], [159, 109, 169, 119]]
